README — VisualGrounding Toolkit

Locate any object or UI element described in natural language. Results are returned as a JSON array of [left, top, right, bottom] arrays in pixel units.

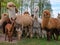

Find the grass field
[[0, 30, 60, 45], [0, 38, 60, 45]]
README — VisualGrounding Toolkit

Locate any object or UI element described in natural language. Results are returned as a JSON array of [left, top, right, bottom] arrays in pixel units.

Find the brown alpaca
[[5, 18, 16, 42], [41, 10, 58, 40], [56, 18, 60, 40]]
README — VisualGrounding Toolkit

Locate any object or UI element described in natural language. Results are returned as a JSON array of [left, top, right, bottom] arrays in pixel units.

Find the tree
[[30, 0, 34, 14], [0, 0, 4, 18], [38, 0, 52, 17], [1, 0, 22, 17]]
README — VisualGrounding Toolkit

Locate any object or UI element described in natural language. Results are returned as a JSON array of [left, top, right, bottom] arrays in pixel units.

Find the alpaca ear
[[14, 17, 17, 20], [7, 7, 9, 9], [11, 17, 13, 21], [15, 7, 18, 13]]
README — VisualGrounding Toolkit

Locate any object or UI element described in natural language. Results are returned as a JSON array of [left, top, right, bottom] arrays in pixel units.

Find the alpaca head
[[7, 2, 16, 10], [1, 13, 9, 24], [7, 2, 18, 13], [24, 11, 30, 15], [31, 14, 34, 18], [1, 13, 9, 20], [34, 15, 38, 20], [24, 11, 30, 16], [57, 13, 60, 18], [41, 10, 51, 29], [7, 2, 18, 19], [43, 10, 50, 18]]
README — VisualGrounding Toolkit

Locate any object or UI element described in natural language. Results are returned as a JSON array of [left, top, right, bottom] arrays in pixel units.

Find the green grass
[[0, 38, 60, 45]]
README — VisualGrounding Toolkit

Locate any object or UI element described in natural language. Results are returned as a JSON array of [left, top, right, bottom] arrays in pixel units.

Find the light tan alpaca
[[1, 13, 10, 34], [7, 2, 34, 39], [16, 12, 34, 38], [41, 10, 58, 40], [1, 13, 9, 24]]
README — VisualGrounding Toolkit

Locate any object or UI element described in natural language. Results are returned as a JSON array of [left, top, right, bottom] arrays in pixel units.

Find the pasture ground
[[0, 30, 60, 45], [0, 38, 60, 45]]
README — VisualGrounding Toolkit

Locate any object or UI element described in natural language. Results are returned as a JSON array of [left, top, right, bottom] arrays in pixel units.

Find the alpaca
[[38, 17, 47, 38], [32, 16, 40, 39], [31, 14, 47, 38], [7, 2, 18, 19], [41, 10, 58, 40], [7, 2, 34, 39], [16, 24, 22, 40], [15, 12, 33, 38], [5, 18, 16, 42], [1, 13, 11, 34], [56, 18, 60, 40]]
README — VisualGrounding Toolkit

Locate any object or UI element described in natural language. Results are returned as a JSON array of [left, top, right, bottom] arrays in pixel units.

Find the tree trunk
[[0, 2, 1, 19]]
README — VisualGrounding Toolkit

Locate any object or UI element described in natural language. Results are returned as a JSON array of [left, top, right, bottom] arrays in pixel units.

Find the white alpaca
[[38, 17, 47, 38]]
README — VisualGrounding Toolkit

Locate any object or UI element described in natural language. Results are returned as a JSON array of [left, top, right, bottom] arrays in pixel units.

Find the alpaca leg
[[26, 32, 29, 38], [55, 30, 59, 40], [10, 34, 12, 42], [8, 32, 12, 42], [42, 30, 45, 38], [41, 30, 47, 38], [5, 28, 8, 41], [47, 31, 51, 41], [39, 30, 42, 38], [10, 36, 12, 42], [38, 28, 42, 38], [25, 27, 29, 38], [2, 21, 7, 34], [51, 30, 55, 40], [17, 31, 20, 40], [5, 34, 7, 41], [36, 29, 40, 39], [47, 31, 49, 40], [53, 33, 56, 40], [49, 30, 52, 39], [8, 35, 10, 42], [36, 32, 39, 39], [9, 35, 12, 42], [29, 27, 33, 38], [50, 29, 56, 40], [17, 31, 22, 40], [17, 28, 22, 40], [9, 36, 12, 42], [40, 28, 43, 38], [44, 30, 47, 38]]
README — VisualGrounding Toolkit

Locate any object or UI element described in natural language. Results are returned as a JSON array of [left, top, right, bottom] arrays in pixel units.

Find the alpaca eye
[[9, 5, 12, 7]]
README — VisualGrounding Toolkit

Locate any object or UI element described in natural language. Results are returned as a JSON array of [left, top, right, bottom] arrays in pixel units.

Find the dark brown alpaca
[[5, 18, 16, 42]]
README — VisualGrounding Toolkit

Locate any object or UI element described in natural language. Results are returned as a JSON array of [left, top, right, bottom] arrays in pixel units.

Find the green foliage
[[38, 0, 52, 17], [1, 0, 22, 8], [1, 0, 22, 18]]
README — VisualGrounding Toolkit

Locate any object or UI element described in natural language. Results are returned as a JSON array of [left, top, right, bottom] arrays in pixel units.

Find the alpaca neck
[[10, 22, 15, 32], [42, 17, 50, 28], [8, 7, 16, 19], [12, 23, 14, 27]]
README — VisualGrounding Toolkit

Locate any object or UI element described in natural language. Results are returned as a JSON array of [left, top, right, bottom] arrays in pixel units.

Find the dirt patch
[[0, 34, 17, 43]]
